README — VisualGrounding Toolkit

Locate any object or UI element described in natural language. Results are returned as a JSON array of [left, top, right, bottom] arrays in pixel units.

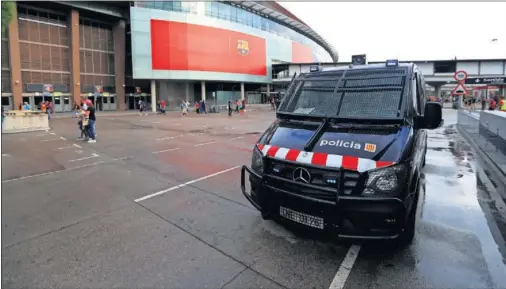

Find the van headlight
[[251, 146, 264, 175], [362, 163, 409, 197]]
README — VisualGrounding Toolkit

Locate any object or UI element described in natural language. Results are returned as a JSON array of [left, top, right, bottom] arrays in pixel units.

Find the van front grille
[[266, 159, 364, 198]]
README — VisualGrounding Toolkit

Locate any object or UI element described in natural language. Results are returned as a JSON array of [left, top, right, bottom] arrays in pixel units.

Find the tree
[[1, 2, 15, 36]]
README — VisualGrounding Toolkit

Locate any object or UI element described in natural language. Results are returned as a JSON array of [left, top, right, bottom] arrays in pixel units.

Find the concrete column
[[8, 4, 22, 108], [150, 80, 156, 112], [240, 82, 245, 100], [434, 85, 441, 101], [266, 84, 271, 103], [69, 10, 81, 104], [113, 20, 126, 110], [185, 82, 190, 102], [201, 81, 206, 101]]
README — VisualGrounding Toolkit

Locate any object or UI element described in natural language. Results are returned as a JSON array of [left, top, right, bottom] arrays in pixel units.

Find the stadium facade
[[1, 1, 337, 111]]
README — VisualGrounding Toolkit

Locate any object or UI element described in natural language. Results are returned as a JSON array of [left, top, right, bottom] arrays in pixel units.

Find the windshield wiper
[[303, 117, 330, 151]]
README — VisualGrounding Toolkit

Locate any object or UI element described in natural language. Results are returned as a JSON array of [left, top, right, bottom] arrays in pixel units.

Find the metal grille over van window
[[338, 89, 403, 118], [279, 68, 408, 119], [284, 80, 342, 115]]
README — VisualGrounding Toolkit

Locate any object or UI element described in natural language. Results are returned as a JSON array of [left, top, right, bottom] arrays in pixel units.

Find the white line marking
[[75, 150, 83, 154], [156, 135, 184, 141], [228, 136, 244, 141], [73, 144, 83, 149], [40, 138, 62, 142], [328, 244, 361, 289], [140, 120, 151, 122], [36, 133, 47, 136], [152, 148, 180, 154], [2, 153, 11, 157], [135, 166, 240, 202], [50, 132, 56, 135], [194, 141, 216, 147], [60, 136, 66, 140], [2, 156, 131, 183], [152, 121, 163, 124], [173, 123, 181, 126], [68, 153, 100, 163], [53, 146, 73, 150]]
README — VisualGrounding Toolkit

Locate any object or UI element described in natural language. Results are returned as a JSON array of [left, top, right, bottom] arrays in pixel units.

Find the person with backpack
[[489, 98, 497, 111]]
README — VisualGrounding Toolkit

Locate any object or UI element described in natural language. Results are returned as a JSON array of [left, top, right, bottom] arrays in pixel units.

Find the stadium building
[[1, 1, 338, 112]]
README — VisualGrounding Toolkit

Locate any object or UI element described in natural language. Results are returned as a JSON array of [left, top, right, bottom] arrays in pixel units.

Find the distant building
[[1, 1, 337, 111]]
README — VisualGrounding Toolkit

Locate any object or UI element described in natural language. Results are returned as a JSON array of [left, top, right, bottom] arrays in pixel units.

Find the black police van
[[241, 60, 443, 245]]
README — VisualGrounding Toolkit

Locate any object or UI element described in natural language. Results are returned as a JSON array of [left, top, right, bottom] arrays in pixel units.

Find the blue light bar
[[386, 59, 399, 67], [309, 65, 320, 72]]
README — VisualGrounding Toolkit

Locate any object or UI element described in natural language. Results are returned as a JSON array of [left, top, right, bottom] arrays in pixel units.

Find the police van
[[241, 60, 443, 245]]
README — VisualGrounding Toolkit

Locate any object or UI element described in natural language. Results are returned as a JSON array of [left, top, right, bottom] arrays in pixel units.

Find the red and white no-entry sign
[[454, 70, 468, 82]]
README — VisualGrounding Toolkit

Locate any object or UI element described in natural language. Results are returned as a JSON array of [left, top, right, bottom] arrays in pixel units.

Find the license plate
[[279, 206, 324, 229]]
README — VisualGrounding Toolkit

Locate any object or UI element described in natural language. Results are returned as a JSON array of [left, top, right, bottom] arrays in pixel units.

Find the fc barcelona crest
[[237, 39, 249, 56], [44, 84, 54, 93]]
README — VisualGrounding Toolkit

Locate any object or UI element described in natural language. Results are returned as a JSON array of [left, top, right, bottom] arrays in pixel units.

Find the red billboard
[[292, 42, 314, 63], [151, 19, 267, 76]]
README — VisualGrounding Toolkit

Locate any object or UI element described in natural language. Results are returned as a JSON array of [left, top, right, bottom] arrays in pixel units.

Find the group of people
[[194, 99, 207, 115], [18, 101, 54, 120], [76, 98, 97, 143], [228, 99, 246, 116], [465, 95, 506, 111], [156, 100, 167, 114], [486, 96, 506, 111]]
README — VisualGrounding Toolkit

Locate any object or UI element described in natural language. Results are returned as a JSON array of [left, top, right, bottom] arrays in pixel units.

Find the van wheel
[[399, 207, 416, 245], [392, 191, 418, 248]]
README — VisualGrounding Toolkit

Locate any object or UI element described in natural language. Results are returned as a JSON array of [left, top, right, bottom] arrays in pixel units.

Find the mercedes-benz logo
[[293, 167, 311, 184]]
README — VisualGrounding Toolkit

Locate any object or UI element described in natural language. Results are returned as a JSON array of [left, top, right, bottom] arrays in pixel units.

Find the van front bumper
[[241, 165, 410, 240]]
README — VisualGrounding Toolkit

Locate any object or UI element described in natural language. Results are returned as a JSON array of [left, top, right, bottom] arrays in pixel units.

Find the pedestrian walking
[[160, 100, 166, 114], [85, 101, 97, 143]]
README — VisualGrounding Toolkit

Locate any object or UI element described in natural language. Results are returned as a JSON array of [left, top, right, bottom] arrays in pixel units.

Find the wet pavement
[[1, 109, 506, 289]]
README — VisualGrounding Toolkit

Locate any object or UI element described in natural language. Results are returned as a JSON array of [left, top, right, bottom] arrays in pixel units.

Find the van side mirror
[[424, 102, 443, 129]]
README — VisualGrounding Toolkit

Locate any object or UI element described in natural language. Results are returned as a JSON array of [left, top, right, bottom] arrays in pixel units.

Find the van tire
[[391, 187, 419, 248]]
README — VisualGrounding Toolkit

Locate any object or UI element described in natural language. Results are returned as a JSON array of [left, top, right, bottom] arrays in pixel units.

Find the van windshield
[[278, 67, 408, 119]]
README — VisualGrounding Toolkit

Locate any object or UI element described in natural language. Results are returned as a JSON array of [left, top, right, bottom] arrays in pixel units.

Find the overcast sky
[[280, 2, 506, 62]]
